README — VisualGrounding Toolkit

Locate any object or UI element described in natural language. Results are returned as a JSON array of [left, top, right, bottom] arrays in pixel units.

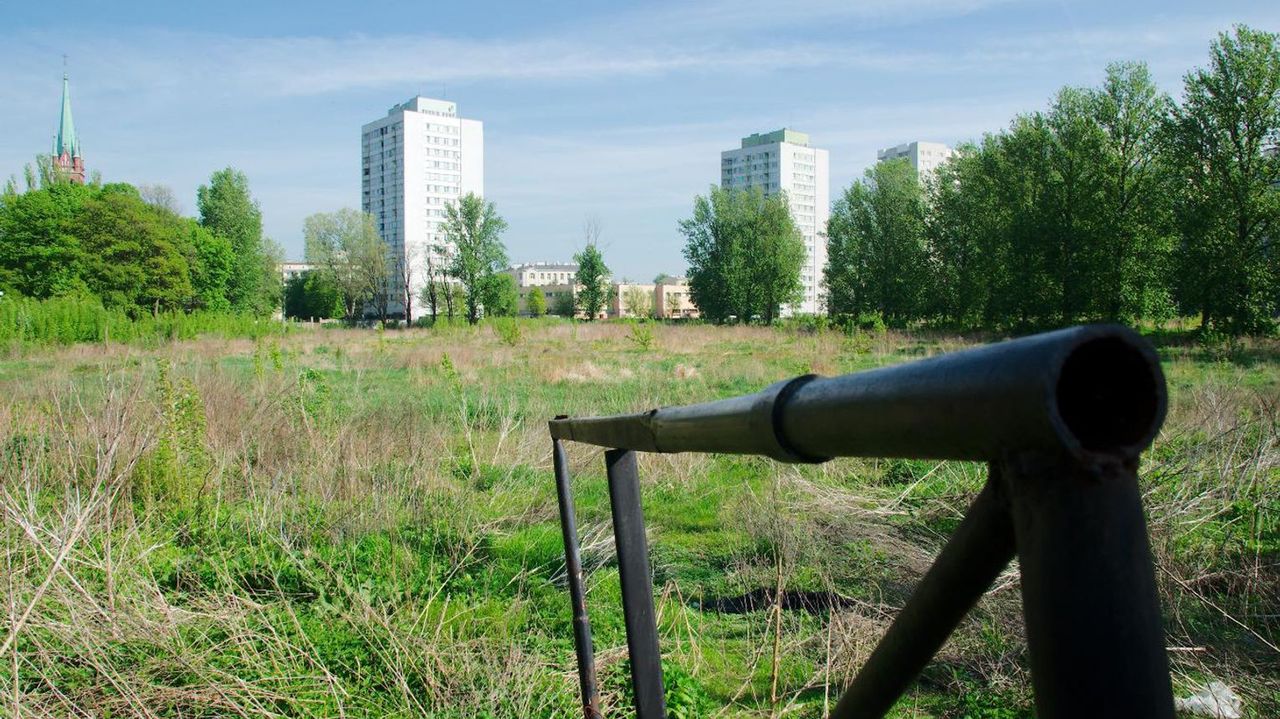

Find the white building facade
[[721, 129, 830, 315], [362, 97, 484, 321], [876, 141, 955, 181]]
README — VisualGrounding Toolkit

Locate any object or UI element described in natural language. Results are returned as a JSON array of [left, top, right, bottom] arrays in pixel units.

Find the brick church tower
[[53, 73, 84, 184]]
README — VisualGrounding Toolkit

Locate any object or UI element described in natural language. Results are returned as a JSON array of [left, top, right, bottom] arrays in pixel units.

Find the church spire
[[56, 73, 79, 159], [53, 67, 85, 184]]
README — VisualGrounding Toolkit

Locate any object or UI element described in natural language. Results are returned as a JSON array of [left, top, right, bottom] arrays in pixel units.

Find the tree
[[138, 184, 182, 215], [284, 271, 342, 320], [396, 253, 414, 325], [303, 209, 387, 323], [1166, 25, 1280, 335], [197, 168, 278, 315], [1090, 62, 1176, 321], [552, 290, 576, 317], [623, 286, 652, 318], [73, 184, 193, 317], [680, 186, 804, 324], [526, 285, 547, 317], [826, 159, 930, 323], [0, 182, 92, 298], [442, 193, 508, 324], [574, 228, 610, 320], [481, 273, 519, 318], [187, 221, 233, 312]]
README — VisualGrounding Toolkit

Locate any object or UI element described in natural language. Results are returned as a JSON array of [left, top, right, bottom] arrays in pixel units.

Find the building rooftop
[[742, 128, 809, 148], [389, 96, 457, 117], [509, 262, 579, 272]]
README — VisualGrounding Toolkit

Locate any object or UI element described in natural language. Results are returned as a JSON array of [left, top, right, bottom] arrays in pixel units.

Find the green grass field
[[1, 320, 1276, 717]]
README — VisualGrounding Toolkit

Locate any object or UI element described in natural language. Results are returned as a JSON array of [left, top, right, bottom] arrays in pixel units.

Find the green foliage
[[0, 181, 91, 298], [821, 32, 1279, 336], [490, 317, 521, 346], [680, 185, 804, 324], [303, 208, 388, 322], [197, 168, 280, 316], [525, 285, 546, 318], [826, 159, 929, 324], [627, 320, 655, 351], [1165, 26, 1280, 335], [75, 183, 194, 317], [284, 271, 343, 321], [137, 363, 210, 507], [573, 243, 610, 320], [551, 290, 575, 318], [0, 168, 280, 322], [480, 272, 519, 318], [0, 295, 287, 347], [443, 193, 509, 325]]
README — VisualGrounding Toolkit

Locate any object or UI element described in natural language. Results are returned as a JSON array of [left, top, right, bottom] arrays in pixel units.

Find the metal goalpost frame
[[549, 324, 1176, 719]]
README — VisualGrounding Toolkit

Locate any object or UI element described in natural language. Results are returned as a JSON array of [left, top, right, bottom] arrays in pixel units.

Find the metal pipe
[[605, 449, 667, 719], [1001, 450, 1174, 718], [552, 438, 602, 719], [549, 324, 1166, 464], [830, 473, 1016, 718]]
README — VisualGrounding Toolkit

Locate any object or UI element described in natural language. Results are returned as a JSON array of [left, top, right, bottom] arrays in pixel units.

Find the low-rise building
[[655, 277, 699, 320], [611, 283, 656, 318], [505, 261, 605, 317]]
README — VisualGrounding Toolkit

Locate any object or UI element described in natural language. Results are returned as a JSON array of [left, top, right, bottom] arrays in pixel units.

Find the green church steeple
[[56, 73, 79, 160]]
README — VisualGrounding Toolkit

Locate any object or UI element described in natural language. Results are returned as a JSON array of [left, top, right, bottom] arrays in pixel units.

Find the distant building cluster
[[42, 74, 957, 319], [503, 262, 699, 320]]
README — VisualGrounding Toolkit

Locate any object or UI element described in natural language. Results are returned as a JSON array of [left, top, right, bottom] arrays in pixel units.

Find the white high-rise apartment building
[[721, 129, 830, 315], [362, 97, 484, 321], [877, 141, 954, 181]]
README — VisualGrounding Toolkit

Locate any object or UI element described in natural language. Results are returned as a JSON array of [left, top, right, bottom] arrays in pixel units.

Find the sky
[[2, 1, 1277, 282]]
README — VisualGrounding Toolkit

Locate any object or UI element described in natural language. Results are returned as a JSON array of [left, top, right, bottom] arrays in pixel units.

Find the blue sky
[[2, 1, 1277, 281]]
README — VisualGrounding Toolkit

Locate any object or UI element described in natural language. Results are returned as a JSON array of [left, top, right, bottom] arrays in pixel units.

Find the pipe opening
[[1056, 336, 1162, 454]]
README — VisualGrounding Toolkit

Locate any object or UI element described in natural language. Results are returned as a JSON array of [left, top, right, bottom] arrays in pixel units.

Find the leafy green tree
[[526, 285, 547, 317], [197, 168, 278, 315], [0, 182, 91, 298], [826, 159, 929, 323], [680, 186, 803, 324], [442, 193, 509, 325], [552, 290, 575, 317], [573, 242, 610, 320], [1090, 62, 1176, 321], [303, 209, 387, 323], [187, 221, 233, 312], [1166, 25, 1280, 335], [925, 143, 999, 325], [73, 184, 193, 317], [284, 271, 342, 320], [480, 272, 519, 318]]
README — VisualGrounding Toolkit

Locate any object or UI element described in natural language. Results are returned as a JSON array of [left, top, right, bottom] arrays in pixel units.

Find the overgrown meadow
[[1, 320, 1276, 717]]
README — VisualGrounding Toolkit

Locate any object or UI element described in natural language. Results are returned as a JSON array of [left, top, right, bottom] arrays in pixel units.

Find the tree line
[[292, 196, 614, 325], [825, 25, 1280, 336], [0, 166, 281, 318], [677, 26, 1278, 336]]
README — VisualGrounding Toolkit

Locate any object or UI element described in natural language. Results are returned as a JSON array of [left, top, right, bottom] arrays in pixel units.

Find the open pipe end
[[1052, 330, 1167, 460]]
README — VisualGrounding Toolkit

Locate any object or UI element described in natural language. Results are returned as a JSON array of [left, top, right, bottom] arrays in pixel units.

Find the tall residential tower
[[721, 129, 829, 315], [362, 97, 484, 321], [876, 141, 954, 181]]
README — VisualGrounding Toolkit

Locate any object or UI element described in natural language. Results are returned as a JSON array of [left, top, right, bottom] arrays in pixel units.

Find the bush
[[627, 320, 655, 351], [491, 317, 521, 347], [0, 295, 288, 348]]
